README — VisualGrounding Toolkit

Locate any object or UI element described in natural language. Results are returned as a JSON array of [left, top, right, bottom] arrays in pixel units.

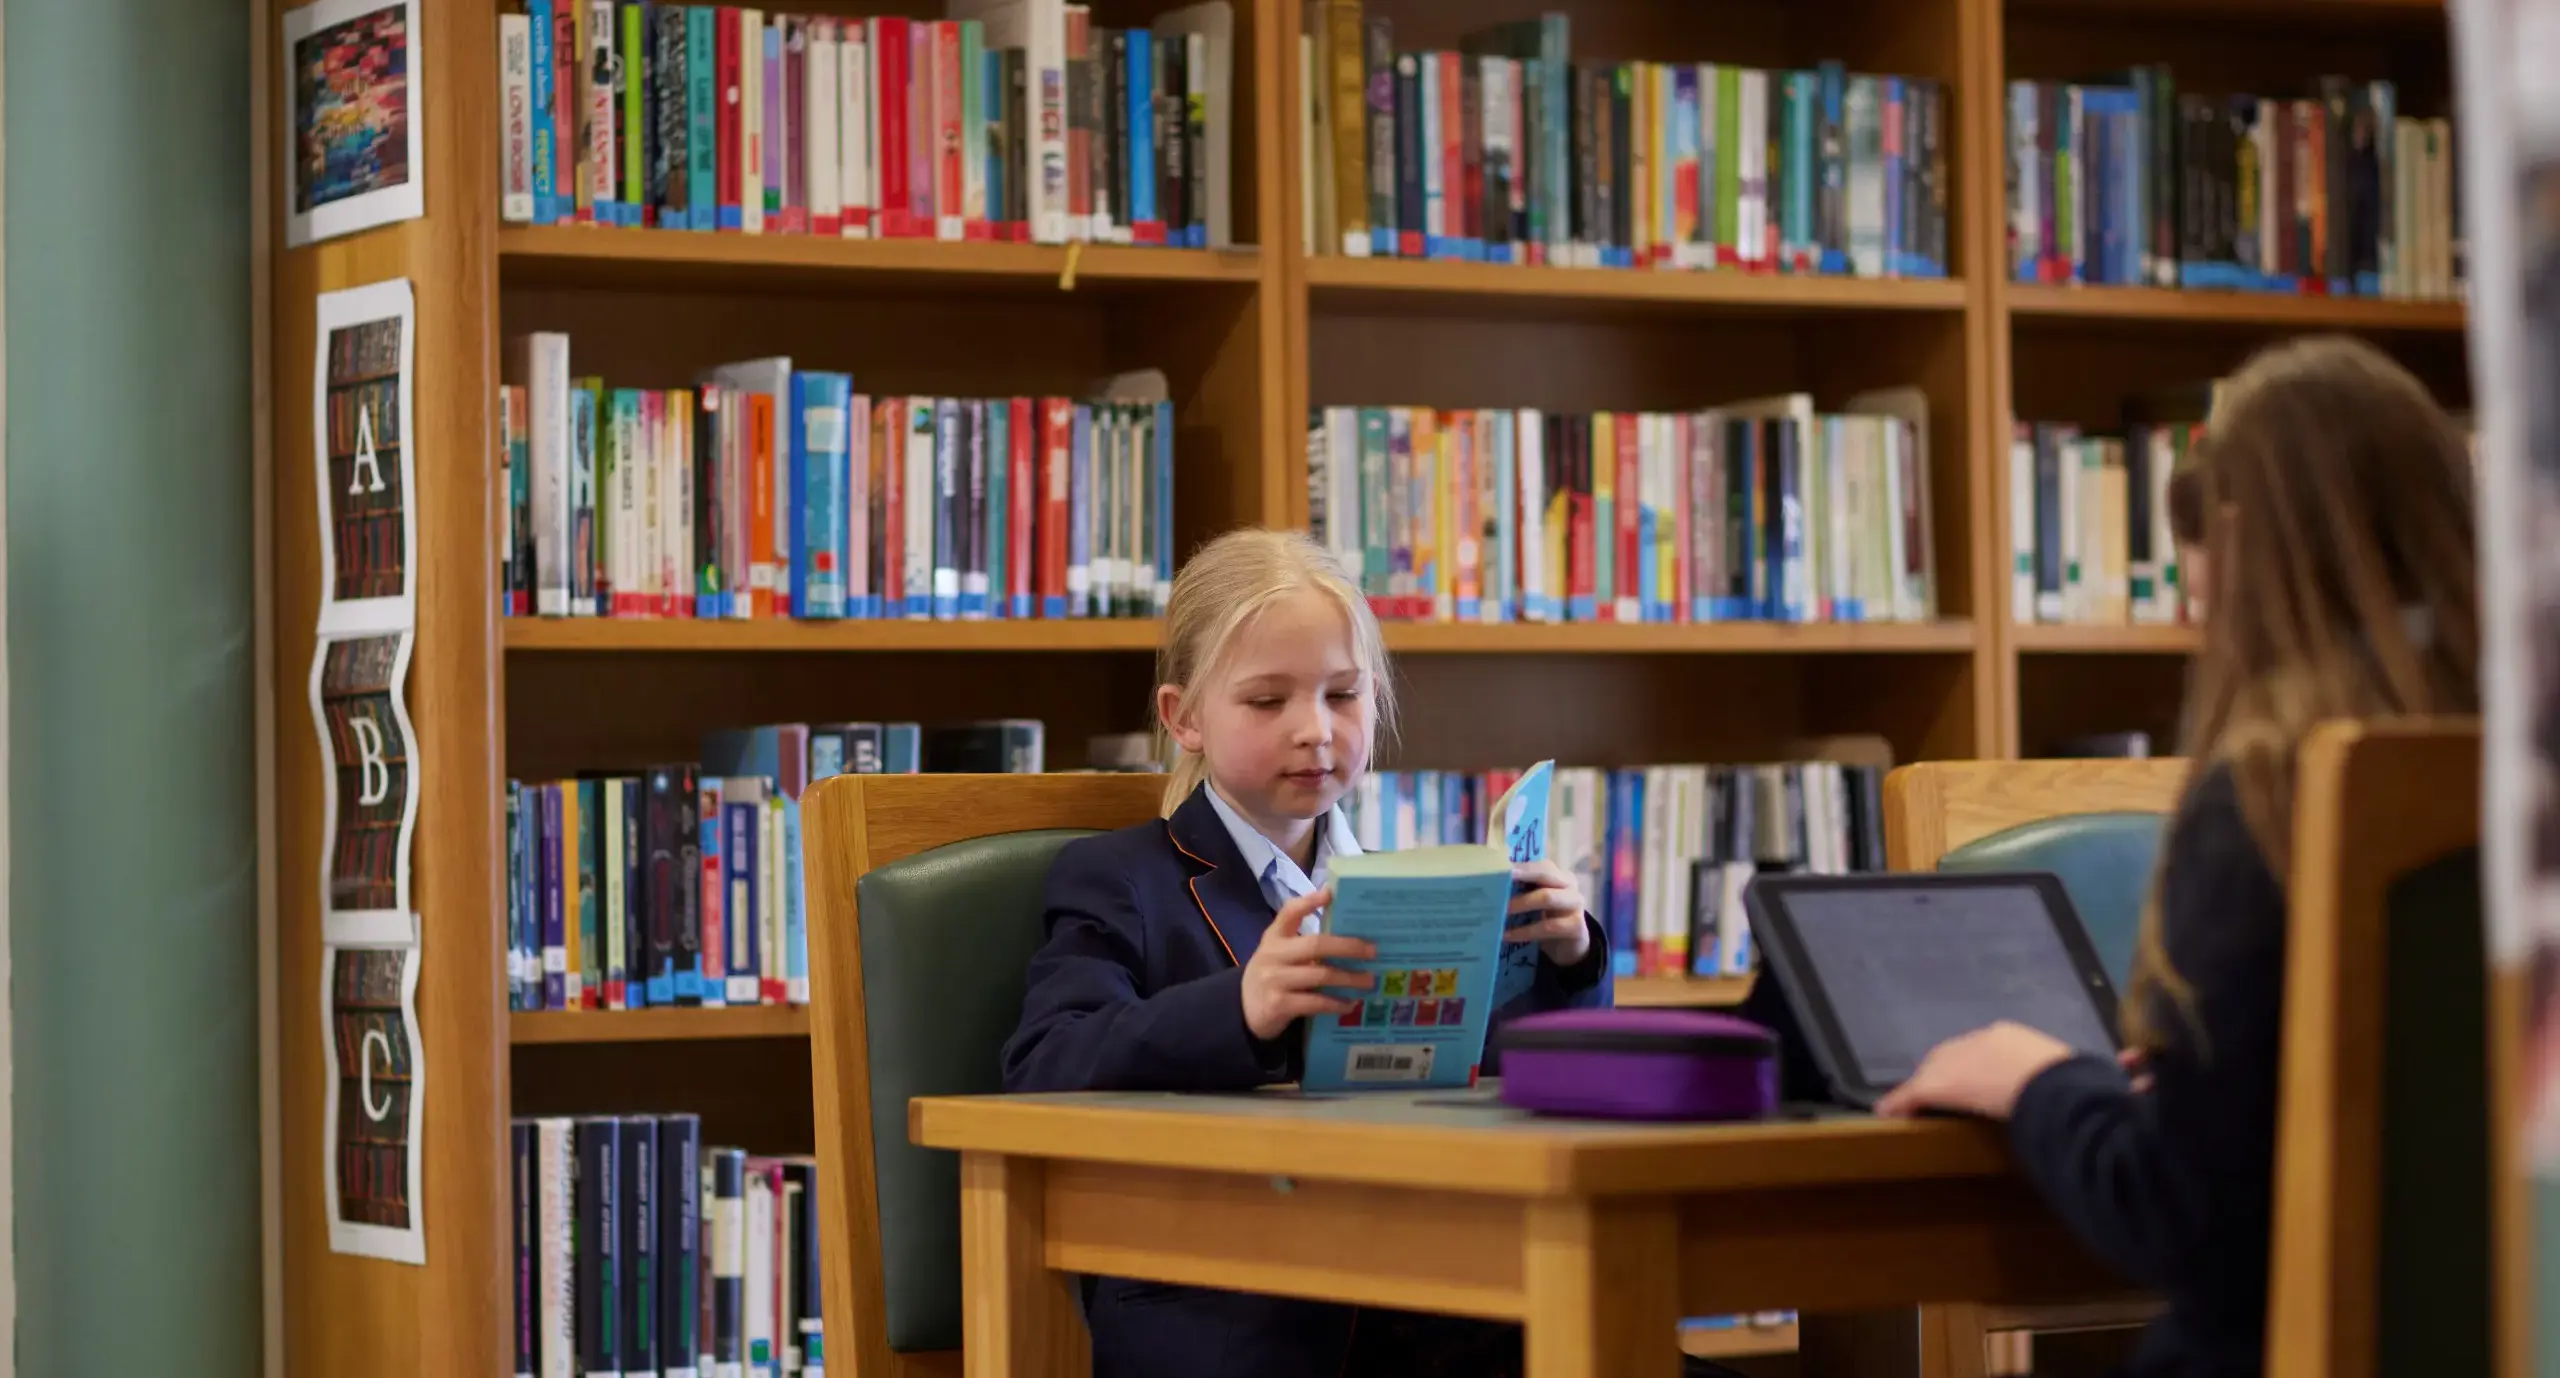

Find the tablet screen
[[1781, 881, 2120, 1086]]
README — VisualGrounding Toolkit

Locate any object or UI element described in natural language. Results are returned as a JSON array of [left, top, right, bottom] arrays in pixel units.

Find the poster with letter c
[[311, 278, 426, 1264]]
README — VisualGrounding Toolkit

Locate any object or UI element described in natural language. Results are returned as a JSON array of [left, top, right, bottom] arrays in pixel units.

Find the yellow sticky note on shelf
[[1059, 242, 1083, 293]]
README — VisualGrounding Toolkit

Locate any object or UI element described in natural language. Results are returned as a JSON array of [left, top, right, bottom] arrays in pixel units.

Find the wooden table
[[910, 1084, 2126, 1378]]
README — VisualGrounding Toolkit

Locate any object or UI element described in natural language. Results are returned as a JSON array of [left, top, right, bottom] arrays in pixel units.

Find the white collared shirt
[[1203, 784, 1363, 934]]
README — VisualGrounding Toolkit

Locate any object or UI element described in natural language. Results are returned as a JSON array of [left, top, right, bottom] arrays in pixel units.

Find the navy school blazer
[[999, 783, 1614, 1378]]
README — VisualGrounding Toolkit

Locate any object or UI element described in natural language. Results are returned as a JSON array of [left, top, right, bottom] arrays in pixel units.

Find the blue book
[[985, 401, 1010, 619], [529, 0, 558, 224], [796, 372, 853, 618], [1490, 760, 1555, 1009], [656, 1114, 703, 1367], [1126, 30, 1156, 235], [619, 1115, 659, 1376], [1303, 845, 1520, 1091]]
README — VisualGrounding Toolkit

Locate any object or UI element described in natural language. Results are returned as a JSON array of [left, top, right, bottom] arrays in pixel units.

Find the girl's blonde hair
[[2122, 334, 2479, 1051], [1153, 528, 1396, 816]]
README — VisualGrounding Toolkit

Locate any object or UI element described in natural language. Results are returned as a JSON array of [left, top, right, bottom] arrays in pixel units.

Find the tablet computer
[[1740, 872, 2124, 1109]]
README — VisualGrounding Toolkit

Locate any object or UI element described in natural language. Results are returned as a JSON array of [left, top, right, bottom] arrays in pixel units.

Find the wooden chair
[[1880, 756, 2189, 1378], [801, 772, 1165, 1378], [2269, 718, 2499, 1378]]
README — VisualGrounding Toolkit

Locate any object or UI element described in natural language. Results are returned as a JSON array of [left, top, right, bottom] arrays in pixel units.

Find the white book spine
[[808, 19, 842, 234], [525, 333, 573, 617], [589, 2, 618, 217], [1517, 410, 1546, 620], [744, 1171, 776, 1377], [1031, 0, 1069, 242], [2011, 427, 2037, 625], [538, 1119, 576, 1378], [501, 15, 535, 222], [905, 405, 936, 616], [740, 10, 765, 233], [842, 25, 870, 237]]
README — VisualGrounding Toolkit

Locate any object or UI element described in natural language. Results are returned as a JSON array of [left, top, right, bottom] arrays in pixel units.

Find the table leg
[[959, 1151, 1087, 1378], [1522, 1197, 1681, 1378]]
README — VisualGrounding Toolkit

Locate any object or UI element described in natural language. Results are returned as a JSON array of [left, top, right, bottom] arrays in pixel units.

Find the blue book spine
[[1819, 62, 1850, 274], [656, 1114, 702, 1373], [800, 373, 852, 618], [985, 401, 1009, 619], [784, 798, 808, 1003], [934, 400, 962, 620], [960, 402, 990, 620], [688, 7, 717, 229], [1126, 30, 1155, 232], [541, 786, 565, 1010], [575, 1118, 623, 1378], [1608, 770, 1640, 978], [725, 799, 759, 1005], [529, 0, 558, 224]]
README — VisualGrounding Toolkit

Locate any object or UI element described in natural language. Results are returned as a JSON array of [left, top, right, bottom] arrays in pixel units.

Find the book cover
[[1301, 844, 1515, 1092], [1489, 758, 1553, 1009]]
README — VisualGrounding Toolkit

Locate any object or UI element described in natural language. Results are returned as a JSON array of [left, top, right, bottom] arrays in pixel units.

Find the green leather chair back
[[2376, 845, 2491, 1378], [854, 828, 1098, 1354], [1936, 811, 2165, 990]]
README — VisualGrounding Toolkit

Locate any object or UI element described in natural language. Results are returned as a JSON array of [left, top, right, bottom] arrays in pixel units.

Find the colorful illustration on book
[[284, 0, 425, 245], [314, 279, 417, 637], [1493, 759, 1557, 1008], [323, 941, 426, 1263], [310, 630, 420, 948]]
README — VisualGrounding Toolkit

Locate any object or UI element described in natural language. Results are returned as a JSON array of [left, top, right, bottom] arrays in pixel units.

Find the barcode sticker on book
[[1344, 1044, 1435, 1083]]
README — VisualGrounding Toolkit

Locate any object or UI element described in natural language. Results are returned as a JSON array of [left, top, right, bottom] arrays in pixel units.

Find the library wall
[[5, 0, 263, 1374]]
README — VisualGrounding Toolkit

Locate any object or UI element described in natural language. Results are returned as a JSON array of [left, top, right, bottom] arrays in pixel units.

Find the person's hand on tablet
[[1874, 1021, 2076, 1120]]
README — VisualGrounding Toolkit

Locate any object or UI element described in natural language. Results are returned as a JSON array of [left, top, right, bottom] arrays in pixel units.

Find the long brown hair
[[2123, 335, 2479, 1050]]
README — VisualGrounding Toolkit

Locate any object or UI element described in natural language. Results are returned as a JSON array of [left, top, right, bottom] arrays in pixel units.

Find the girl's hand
[[1873, 1021, 2076, 1121], [1507, 860, 1593, 966], [2118, 1045, 2155, 1094], [1240, 887, 1376, 1043]]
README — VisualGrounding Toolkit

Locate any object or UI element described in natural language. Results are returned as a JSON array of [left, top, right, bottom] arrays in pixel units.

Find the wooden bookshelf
[[509, 1006, 813, 1044], [1681, 1320, 1803, 1361], [265, 0, 2464, 1371], [1617, 974, 1757, 1008]]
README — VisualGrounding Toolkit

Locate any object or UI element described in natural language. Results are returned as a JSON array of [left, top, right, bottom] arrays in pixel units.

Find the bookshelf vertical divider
[[272, 1, 510, 1376]]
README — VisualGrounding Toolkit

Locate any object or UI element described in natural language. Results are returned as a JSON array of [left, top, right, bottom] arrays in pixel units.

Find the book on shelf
[[516, 1113, 822, 1378], [1307, 392, 1936, 627], [2009, 419, 2195, 628], [1344, 759, 1888, 983], [2004, 69, 2464, 300], [505, 717, 1046, 1013], [499, 336, 1174, 622], [1294, 4, 1949, 281], [496, 0, 1234, 249]]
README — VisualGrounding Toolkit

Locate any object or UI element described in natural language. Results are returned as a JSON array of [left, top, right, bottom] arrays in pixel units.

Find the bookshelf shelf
[[1616, 974, 1756, 1008], [509, 1005, 812, 1044], [1383, 621, 1976, 655], [2008, 284, 2466, 332], [499, 224, 1266, 294], [2013, 624, 2202, 655], [1305, 255, 1969, 318], [503, 617, 1166, 654]]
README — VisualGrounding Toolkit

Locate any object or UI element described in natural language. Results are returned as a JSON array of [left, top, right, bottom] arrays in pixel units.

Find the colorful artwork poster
[[324, 942, 426, 1264], [284, 0, 424, 245], [314, 279, 416, 638], [311, 630, 419, 948]]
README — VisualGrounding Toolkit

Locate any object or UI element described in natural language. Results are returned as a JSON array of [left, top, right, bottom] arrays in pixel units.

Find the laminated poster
[[284, 0, 425, 246], [314, 279, 417, 638], [310, 279, 426, 1263], [323, 942, 426, 1264]]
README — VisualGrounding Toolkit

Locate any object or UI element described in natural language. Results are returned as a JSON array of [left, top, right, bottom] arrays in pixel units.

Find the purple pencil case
[[1496, 1008, 1780, 1121]]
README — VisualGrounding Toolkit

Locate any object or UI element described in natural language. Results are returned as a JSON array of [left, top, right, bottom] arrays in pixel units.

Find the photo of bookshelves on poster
[[1308, 396, 1936, 628], [2004, 70, 2464, 303], [508, 719, 1050, 1015], [1294, 6, 1949, 281], [496, 0, 1238, 250], [513, 1113, 823, 1378], [500, 334, 1177, 624]]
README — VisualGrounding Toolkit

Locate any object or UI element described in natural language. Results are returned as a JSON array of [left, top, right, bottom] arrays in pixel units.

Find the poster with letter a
[[311, 279, 426, 1263]]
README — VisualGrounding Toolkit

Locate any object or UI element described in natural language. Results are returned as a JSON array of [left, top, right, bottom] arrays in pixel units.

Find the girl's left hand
[[1508, 859, 1593, 966], [1874, 1021, 2076, 1121]]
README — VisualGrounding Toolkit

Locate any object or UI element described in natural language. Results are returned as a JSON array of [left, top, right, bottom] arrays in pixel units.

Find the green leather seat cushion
[[1936, 811, 2165, 991], [856, 828, 1098, 1354]]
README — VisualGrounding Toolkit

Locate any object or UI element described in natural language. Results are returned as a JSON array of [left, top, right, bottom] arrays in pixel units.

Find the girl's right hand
[[1241, 887, 1376, 1042], [2119, 1046, 2155, 1094]]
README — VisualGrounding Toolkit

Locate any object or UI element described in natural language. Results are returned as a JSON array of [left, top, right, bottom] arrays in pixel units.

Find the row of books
[[1307, 395, 1938, 627], [2005, 72, 2464, 300], [1350, 760, 1886, 981], [500, 336, 1176, 622], [1297, 4, 1949, 280], [2007, 421, 2195, 628], [513, 1113, 820, 1378], [498, 0, 1235, 248], [507, 719, 1045, 1013]]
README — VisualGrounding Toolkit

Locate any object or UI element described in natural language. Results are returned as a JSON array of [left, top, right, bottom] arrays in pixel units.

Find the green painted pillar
[[6, 0, 261, 1373]]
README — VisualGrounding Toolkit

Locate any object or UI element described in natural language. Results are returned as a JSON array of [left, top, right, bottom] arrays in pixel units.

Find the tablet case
[[1494, 1009, 1780, 1121]]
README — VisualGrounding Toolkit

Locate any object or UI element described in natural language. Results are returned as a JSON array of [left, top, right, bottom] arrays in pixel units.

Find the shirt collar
[[1202, 783, 1362, 896]]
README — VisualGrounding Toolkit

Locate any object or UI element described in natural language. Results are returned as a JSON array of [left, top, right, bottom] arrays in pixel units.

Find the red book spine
[[875, 18, 912, 236], [1007, 397, 1035, 615], [699, 782, 724, 1007], [716, 7, 740, 227], [1039, 398, 1072, 614], [1615, 414, 1639, 620], [1440, 54, 1463, 248]]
